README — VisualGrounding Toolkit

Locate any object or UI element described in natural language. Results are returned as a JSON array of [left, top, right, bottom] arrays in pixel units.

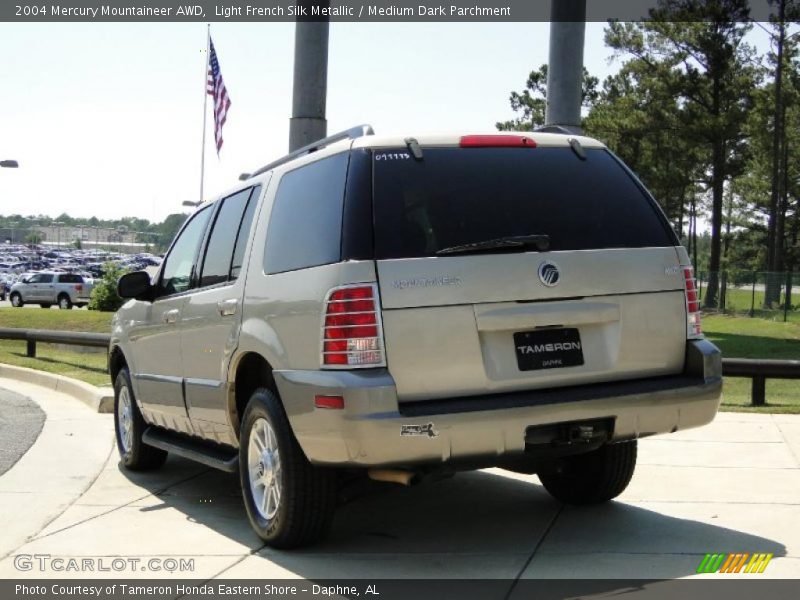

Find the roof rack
[[534, 125, 578, 135], [244, 124, 375, 180]]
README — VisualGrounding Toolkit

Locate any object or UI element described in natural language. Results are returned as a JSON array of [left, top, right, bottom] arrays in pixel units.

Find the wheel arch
[[228, 351, 279, 442], [108, 345, 128, 386]]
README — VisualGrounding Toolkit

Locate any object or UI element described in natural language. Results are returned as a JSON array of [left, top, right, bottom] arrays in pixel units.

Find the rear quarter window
[[372, 147, 677, 259], [57, 274, 82, 283], [263, 152, 349, 274]]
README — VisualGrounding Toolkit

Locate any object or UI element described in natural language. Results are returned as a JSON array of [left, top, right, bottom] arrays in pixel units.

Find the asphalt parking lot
[[0, 388, 44, 476], [0, 377, 798, 583]]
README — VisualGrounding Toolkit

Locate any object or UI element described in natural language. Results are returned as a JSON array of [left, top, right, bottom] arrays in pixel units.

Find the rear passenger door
[[180, 184, 263, 442]]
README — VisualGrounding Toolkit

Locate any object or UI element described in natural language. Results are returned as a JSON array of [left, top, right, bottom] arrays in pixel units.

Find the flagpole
[[199, 23, 210, 203]]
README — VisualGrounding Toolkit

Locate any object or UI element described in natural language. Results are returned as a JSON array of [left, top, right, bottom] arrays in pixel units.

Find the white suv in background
[[9, 271, 92, 309]]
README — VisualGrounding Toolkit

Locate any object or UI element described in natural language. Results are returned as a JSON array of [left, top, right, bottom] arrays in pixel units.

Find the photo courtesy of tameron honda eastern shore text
[[109, 126, 722, 548]]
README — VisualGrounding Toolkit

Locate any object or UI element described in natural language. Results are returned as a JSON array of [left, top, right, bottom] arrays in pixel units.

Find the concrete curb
[[0, 364, 113, 413]]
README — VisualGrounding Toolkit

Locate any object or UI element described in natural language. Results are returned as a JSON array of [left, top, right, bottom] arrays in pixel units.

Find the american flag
[[207, 37, 231, 154]]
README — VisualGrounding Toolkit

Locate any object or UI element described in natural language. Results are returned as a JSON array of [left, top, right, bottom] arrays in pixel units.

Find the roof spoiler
[[241, 124, 375, 180]]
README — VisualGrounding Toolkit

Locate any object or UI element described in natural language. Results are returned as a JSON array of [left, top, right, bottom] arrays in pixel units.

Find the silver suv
[[111, 126, 722, 548], [9, 271, 92, 309]]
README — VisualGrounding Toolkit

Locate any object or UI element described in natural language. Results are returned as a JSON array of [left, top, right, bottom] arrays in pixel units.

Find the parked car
[[9, 271, 93, 308], [110, 126, 723, 548], [0, 279, 6, 301]]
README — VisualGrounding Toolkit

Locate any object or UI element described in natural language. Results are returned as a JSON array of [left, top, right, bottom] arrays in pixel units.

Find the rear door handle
[[162, 309, 180, 324], [217, 299, 238, 316]]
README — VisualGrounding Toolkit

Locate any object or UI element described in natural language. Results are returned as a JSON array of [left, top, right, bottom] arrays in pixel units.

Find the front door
[[26, 273, 54, 302], [128, 205, 213, 433]]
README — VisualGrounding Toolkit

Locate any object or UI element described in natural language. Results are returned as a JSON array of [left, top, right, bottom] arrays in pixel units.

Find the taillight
[[683, 266, 702, 339], [314, 395, 344, 410], [459, 134, 537, 148], [75, 284, 82, 291], [322, 284, 385, 368]]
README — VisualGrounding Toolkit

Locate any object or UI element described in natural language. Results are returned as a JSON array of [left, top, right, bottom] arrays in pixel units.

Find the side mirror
[[118, 271, 153, 300]]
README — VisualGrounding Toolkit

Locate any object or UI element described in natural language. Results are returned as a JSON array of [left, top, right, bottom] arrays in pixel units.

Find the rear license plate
[[513, 328, 584, 371]]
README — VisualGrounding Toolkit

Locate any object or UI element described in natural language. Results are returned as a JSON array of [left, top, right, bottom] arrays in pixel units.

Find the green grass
[[705, 285, 800, 323], [703, 314, 800, 413], [0, 340, 109, 386], [0, 308, 112, 386], [0, 307, 112, 333]]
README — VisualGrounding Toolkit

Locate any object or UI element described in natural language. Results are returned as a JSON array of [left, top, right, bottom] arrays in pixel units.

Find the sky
[[0, 22, 776, 223]]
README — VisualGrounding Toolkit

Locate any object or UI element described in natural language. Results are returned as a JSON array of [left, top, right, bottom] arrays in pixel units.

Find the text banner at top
[[1, 0, 785, 23]]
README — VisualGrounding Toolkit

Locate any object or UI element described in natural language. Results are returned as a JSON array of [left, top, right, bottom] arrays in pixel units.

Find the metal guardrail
[[0, 328, 110, 358], [0, 328, 797, 406], [721, 358, 800, 406]]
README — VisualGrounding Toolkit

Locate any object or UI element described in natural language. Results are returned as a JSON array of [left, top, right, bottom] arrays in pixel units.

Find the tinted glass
[[340, 149, 374, 261], [30, 274, 53, 283], [58, 274, 82, 283], [264, 153, 348, 274], [230, 185, 261, 279], [200, 187, 257, 287], [373, 147, 675, 259], [160, 206, 211, 296]]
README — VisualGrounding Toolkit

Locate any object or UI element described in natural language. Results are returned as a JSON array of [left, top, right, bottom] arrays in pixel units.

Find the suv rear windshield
[[372, 147, 676, 260]]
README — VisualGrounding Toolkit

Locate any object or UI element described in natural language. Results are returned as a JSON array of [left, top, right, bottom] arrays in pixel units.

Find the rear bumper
[[274, 339, 722, 467]]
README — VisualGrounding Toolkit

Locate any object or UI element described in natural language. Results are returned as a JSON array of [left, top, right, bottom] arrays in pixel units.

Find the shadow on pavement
[[119, 455, 787, 584]]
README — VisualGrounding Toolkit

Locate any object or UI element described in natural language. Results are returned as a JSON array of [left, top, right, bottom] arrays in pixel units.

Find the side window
[[27, 274, 43, 283], [264, 153, 348, 274], [159, 206, 212, 296], [199, 186, 260, 287], [38, 274, 54, 283], [230, 185, 261, 279]]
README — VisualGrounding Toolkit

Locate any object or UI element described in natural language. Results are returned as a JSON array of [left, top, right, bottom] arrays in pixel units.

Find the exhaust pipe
[[368, 469, 414, 486]]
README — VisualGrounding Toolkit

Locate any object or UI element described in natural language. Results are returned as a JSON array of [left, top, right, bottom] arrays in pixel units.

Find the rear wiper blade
[[436, 234, 550, 256]]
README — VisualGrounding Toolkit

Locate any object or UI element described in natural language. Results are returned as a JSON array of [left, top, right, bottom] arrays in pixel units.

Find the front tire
[[114, 367, 167, 471], [10, 293, 23, 307], [239, 388, 337, 548], [538, 440, 637, 505]]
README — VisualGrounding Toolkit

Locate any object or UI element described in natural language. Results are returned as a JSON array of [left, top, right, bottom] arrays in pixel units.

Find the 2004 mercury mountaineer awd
[[110, 126, 722, 548]]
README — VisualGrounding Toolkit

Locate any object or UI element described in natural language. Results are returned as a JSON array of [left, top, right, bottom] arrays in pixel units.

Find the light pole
[[182, 200, 201, 208], [545, 0, 586, 133], [289, 7, 329, 151], [0, 160, 19, 168], [52, 221, 64, 250], [8, 221, 19, 244]]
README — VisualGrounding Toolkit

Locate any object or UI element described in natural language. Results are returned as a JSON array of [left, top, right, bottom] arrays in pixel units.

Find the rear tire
[[10, 293, 23, 307], [538, 440, 637, 505], [114, 367, 167, 471], [57, 294, 72, 309], [239, 388, 337, 548]]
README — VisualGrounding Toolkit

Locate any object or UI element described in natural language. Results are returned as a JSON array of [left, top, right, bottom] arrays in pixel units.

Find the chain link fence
[[695, 271, 797, 321]]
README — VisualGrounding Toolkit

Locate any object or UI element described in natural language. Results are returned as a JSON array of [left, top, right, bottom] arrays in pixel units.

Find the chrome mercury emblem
[[538, 262, 560, 287]]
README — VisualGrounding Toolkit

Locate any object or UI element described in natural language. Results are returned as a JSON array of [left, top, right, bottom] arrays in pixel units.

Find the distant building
[[32, 225, 138, 247]]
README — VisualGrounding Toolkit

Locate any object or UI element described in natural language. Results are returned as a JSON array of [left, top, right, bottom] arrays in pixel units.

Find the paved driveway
[[0, 388, 44, 476], [0, 378, 798, 582]]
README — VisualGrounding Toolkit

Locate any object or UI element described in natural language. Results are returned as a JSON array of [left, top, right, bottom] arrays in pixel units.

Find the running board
[[142, 427, 239, 473]]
